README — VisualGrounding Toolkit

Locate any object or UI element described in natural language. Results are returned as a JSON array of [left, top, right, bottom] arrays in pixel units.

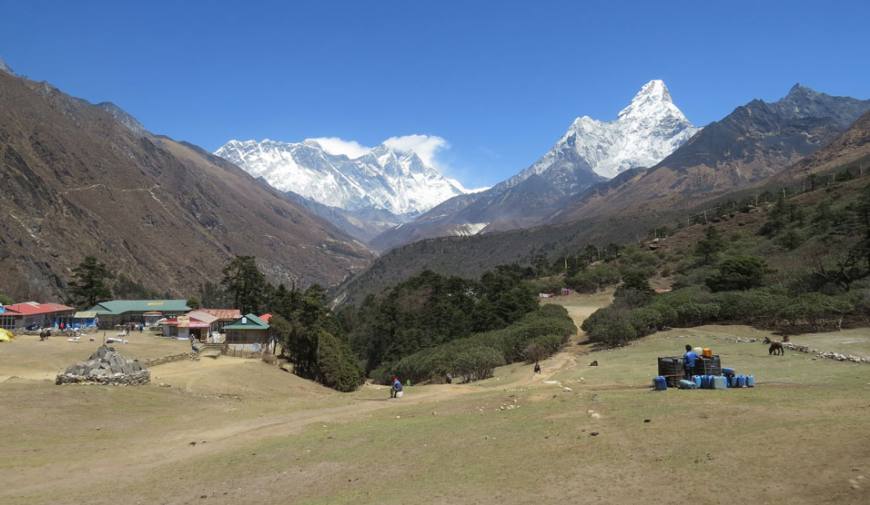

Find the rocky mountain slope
[[281, 189, 412, 244], [372, 80, 699, 251], [553, 84, 870, 223], [771, 109, 870, 184], [0, 70, 373, 301]]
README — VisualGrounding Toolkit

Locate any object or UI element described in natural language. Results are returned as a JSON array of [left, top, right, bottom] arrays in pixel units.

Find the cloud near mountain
[[307, 134, 449, 169]]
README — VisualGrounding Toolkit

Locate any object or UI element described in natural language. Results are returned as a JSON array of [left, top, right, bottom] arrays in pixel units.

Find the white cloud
[[306, 137, 371, 158], [382, 134, 449, 167], [306, 134, 455, 174]]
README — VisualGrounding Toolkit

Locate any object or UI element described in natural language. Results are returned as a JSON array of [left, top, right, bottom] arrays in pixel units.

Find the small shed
[[223, 313, 270, 352]]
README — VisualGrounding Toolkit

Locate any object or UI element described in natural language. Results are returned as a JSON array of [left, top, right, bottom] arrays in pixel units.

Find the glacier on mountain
[[505, 79, 699, 188], [215, 137, 473, 216]]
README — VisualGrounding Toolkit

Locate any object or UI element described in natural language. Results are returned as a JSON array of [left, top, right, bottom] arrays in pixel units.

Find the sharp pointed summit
[[512, 79, 699, 182], [371, 79, 701, 250]]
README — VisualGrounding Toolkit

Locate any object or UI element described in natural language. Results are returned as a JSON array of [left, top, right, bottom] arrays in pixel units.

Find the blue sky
[[2, 0, 868, 187]]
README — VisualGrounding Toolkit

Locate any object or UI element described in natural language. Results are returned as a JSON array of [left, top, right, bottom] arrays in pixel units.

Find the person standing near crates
[[683, 344, 700, 379]]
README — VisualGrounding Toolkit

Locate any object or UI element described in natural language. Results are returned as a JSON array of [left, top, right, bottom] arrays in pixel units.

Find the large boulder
[[56, 345, 150, 385]]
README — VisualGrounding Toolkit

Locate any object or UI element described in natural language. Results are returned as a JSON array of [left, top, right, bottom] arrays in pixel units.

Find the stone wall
[[142, 352, 197, 367]]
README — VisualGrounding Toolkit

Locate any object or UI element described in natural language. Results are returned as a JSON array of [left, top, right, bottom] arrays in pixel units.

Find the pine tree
[[68, 256, 113, 308], [694, 226, 725, 264], [220, 256, 267, 314]]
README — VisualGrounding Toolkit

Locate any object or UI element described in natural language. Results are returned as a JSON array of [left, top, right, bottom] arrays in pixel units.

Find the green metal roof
[[223, 313, 270, 331], [89, 299, 191, 315]]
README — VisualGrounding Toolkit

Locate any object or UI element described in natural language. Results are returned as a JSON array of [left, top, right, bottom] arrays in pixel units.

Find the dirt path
[[1, 293, 616, 504], [135, 293, 613, 474]]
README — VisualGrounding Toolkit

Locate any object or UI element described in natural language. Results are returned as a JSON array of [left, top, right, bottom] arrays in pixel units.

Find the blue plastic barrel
[[713, 376, 728, 389], [653, 376, 668, 391], [693, 375, 702, 388], [679, 379, 697, 389], [747, 375, 755, 387], [737, 375, 746, 388]]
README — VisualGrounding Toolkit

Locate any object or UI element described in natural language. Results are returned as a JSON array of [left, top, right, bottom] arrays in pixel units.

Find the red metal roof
[[259, 313, 273, 323], [160, 316, 210, 329], [198, 308, 242, 321], [4, 302, 75, 316]]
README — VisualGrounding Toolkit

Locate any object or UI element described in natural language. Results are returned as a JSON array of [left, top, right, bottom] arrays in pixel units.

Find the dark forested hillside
[[339, 266, 539, 373], [334, 212, 669, 307]]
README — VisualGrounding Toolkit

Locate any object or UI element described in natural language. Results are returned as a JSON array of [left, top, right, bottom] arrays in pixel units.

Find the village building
[[195, 308, 241, 333], [159, 309, 242, 341], [89, 300, 191, 328], [159, 313, 212, 340], [0, 302, 76, 330], [223, 313, 270, 352]]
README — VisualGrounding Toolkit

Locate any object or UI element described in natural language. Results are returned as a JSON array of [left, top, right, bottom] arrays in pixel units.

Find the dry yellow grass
[[1, 294, 869, 505]]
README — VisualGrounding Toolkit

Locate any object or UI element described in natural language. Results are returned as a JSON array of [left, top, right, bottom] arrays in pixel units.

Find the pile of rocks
[[782, 342, 870, 364], [56, 345, 150, 385]]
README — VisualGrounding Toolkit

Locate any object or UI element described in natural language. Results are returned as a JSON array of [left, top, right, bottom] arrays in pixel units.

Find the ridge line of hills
[[3, 59, 869, 309], [335, 106, 870, 305], [0, 69, 373, 301]]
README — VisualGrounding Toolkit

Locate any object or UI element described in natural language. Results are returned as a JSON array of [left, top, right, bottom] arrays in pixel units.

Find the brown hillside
[[0, 71, 373, 301], [772, 109, 870, 184]]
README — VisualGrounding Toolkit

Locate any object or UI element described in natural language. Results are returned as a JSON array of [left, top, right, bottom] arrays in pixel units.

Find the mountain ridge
[[215, 137, 472, 217], [552, 84, 870, 223], [372, 80, 699, 251], [0, 70, 373, 301]]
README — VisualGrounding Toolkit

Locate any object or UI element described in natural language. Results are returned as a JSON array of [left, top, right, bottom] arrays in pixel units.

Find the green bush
[[316, 330, 365, 392], [524, 277, 565, 295], [566, 264, 620, 293], [581, 308, 637, 346], [627, 307, 664, 334], [523, 334, 566, 363], [384, 304, 575, 384], [706, 256, 770, 292], [712, 289, 789, 323], [453, 346, 505, 382], [775, 292, 854, 330]]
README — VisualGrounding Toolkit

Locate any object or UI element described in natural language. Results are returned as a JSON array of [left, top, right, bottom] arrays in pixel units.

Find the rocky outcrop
[[56, 345, 150, 385]]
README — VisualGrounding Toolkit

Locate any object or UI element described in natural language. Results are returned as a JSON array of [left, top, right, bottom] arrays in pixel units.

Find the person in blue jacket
[[683, 344, 700, 378], [391, 376, 403, 398]]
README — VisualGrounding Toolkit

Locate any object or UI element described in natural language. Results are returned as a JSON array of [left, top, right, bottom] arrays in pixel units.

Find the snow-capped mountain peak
[[618, 79, 679, 119], [215, 137, 472, 216], [507, 79, 700, 184]]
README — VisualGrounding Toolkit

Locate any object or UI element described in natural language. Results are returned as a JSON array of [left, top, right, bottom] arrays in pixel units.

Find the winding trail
[[0, 293, 615, 501]]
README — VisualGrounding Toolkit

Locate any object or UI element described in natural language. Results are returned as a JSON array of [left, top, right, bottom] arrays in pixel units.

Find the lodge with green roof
[[223, 313, 271, 351], [89, 299, 191, 328]]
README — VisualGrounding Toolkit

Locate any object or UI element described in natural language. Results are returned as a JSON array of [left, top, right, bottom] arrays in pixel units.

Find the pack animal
[[769, 341, 784, 356]]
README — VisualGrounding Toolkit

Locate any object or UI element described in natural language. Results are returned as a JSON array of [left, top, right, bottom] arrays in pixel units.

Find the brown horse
[[769, 342, 784, 356]]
